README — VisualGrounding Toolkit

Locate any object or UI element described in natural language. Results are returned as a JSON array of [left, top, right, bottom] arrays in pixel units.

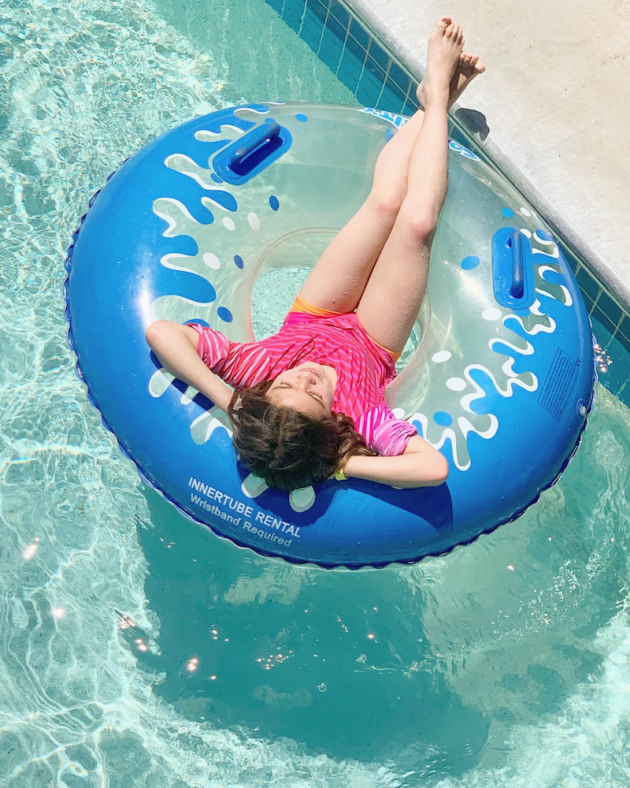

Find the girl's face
[[267, 362, 335, 418]]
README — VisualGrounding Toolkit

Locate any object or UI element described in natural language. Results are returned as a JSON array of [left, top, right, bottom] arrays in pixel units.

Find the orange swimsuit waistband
[[289, 296, 401, 361]]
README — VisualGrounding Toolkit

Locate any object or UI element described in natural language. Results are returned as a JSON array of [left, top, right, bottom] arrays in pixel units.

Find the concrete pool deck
[[346, 0, 630, 310]]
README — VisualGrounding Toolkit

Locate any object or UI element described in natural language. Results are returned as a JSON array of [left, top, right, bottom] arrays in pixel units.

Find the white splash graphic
[[242, 475, 316, 514], [393, 233, 574, 471]]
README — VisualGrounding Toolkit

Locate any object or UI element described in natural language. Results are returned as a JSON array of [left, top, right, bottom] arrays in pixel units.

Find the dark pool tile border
[[591, 318, 630, 403], [300, 10, 326, 51], [329, 0, 349, 26], [343, 28, 367, 60], [362, 53, 386, 82], [592, 304, 617, 337], [581, 289, 595, 314], [576, 263, 602, 302], [306, 0, 327, 23], [379, 81, 407, 115], [597, 289, 623, 329], [266, 0, 630, 408], [388, 60, 411, 96], [318, 21, 345, 73], [368, 39, 390, 72], [356, 64, 384, 107], [349, 16, 370, 49], [575, 262, 630, 354]]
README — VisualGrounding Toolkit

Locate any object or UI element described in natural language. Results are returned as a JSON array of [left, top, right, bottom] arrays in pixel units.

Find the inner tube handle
[[508, 229, 525, 299], [229, 119, 281, 170], [491, 226, 534, 309]]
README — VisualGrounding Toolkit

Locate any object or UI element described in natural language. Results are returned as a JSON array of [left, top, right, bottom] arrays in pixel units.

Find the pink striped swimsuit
[[190, 307, 417, 457]]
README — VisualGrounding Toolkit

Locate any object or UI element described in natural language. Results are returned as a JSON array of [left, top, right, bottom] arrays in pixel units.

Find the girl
[[146, 17, 485, 492]]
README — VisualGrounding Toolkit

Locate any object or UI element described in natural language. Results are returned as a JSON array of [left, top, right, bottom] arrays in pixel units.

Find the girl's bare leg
[[357, 20, 465, 353], [296, 18, 455, 314]]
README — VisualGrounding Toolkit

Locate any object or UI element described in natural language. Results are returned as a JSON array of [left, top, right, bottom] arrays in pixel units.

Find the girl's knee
[[397, 202, 439, 243], [370, 186, 406, 222]]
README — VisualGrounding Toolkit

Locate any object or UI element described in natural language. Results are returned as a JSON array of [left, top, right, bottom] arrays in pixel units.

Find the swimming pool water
[[1, 0, 629, 785]]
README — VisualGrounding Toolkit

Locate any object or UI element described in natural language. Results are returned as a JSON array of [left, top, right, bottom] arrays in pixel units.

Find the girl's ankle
[[423, 93, 449, 112]]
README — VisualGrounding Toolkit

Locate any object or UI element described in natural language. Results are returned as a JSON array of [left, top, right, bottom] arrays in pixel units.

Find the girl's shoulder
[[191, 324, 273, 387], [355, 402, 417, 457]]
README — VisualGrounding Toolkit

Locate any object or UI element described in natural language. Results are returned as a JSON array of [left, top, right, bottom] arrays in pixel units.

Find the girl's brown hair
[[227, 380, 375, 491]]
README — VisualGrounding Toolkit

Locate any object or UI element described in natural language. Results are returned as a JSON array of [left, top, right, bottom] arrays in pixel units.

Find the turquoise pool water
[[1, 0, 630, 785]]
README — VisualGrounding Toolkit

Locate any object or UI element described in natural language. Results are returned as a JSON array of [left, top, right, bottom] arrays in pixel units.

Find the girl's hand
[[343, 436, 448, 488]]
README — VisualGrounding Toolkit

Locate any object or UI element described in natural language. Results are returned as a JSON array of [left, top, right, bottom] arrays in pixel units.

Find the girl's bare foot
[[448, 52, 485, 107], [418, 17, 464, 107], [417, 32, 485, 109]]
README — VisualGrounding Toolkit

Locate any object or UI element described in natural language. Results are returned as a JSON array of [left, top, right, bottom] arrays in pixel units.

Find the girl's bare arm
[[343, 435, 448, 488], [145, 321, 233, 412]]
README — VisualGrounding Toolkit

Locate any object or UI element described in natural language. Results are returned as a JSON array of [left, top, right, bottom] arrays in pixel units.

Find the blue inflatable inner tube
[[64, 102, 596, 569]]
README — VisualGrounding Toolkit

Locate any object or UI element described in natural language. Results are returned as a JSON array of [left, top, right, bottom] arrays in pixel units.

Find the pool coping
[[264, 0, 630, 406]]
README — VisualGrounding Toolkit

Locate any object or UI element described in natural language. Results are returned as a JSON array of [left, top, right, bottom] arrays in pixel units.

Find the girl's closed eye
[[277, 382, 322, 404]]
